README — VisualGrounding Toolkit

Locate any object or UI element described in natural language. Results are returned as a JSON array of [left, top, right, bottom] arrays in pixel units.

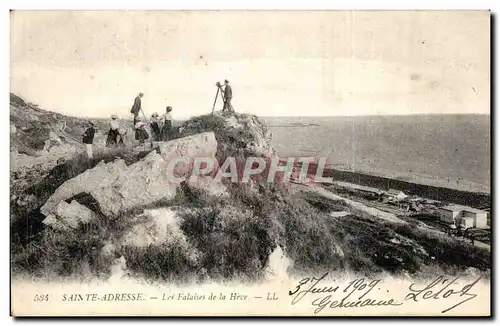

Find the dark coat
[[224, 85, 232, 99], [82, 127, 95, 144], [130, 96, 141, 115]]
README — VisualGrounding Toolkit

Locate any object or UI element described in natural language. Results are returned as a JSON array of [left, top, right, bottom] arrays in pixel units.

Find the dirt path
[[305, 184, 406, 224], [300, 184, 491, 252]]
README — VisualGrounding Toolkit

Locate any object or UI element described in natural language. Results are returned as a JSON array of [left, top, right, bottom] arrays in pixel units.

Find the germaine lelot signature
[[289, 272, 483, 314]]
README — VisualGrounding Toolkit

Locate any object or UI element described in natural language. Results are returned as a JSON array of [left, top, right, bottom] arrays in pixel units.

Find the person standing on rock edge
[[130, 92, 144, 125], [82, 121, 96, 159], [134, 117, 149, 145], [117, 127, 127, 147], [222, 79, 234, 115], [150, 112, 161, 141], [106, 115, 120, 148], [161, 106, 173, 141]]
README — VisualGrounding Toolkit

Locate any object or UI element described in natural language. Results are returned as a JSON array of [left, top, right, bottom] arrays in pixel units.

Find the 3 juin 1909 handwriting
[[288, 273, 482, 314], [288, 272, 402, 314]]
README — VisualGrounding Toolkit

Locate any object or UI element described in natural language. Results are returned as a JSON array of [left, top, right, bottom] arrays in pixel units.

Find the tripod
[[211, 84, 225, 115]]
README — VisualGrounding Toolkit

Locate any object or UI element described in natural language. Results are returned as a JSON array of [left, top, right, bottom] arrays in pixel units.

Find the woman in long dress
[[134, 117, 149, 144]]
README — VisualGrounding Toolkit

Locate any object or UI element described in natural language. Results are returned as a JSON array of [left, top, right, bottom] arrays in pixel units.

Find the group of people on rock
[[82, 80, 234, 158], [82, 92, 176, 158], [130, 92, 175, 143], [150, 107, 174, 141]]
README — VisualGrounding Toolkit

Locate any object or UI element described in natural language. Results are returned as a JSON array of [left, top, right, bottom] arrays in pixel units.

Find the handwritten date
[[289, 273, 402, 314]]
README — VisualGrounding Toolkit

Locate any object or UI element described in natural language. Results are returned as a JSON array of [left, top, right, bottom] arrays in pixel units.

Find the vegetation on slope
[[10, 111, 491, 283]]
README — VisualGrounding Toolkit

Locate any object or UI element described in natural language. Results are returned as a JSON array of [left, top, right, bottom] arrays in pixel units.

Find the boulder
[[41, 214, 69, 231], [40, 159, 127, 216], [90, 151, 177, 216], [155, 131, 217, 178], [42, 200, 96, 229], [156, 131, 217, 163], [40, 132, 219, 219]]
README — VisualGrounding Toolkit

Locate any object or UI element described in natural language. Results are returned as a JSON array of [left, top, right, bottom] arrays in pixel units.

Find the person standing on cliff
[[161, 106, 173, 141], [82, 121, 96, 159], [150, 112, 161, 141], [222, 80, 235, 115], [130, 92, 144, 125], [134, 117, 149, 145], [106, 115, 120, 148]]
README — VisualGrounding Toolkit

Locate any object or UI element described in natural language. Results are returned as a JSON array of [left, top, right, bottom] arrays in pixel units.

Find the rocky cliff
[[10, 95, 490, 283]]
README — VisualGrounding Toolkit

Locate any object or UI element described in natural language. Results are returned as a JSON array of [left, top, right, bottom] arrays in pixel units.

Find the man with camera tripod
[[220, 79, 235, 115]]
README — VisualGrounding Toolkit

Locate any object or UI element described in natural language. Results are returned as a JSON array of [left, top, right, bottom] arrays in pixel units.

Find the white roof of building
[[440, 204, 487, 214], [387, 189, 405, 196]]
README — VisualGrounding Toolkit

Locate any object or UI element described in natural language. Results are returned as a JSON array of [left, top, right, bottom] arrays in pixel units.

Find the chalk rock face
[[218, 113, 276, 158], [41, 152, 178, 219], [156, 131, 217, 163], [224, 116, 243, 130], [41, 214, 69, 231], [42, 200, 96, 230], [236, 114, 275, 157], [264, 246, 292, 280], [187, 176, 228, 198], [91, 151, 177, 216], [120, 208, 186, 248], [118, 208, 200, 266], [155, 131, 218, 178], [40, 159, 127, 216]]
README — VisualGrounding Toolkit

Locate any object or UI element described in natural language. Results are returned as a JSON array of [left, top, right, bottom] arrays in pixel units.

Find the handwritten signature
[[405, 275, 482, 313], [289, 273, 483, 314]]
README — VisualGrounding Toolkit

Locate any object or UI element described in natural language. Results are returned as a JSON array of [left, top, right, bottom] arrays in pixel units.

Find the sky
[[10, 10, 490, 119]]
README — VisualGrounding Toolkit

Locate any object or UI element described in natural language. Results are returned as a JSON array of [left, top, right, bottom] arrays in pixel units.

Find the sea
[[263, 115, 490, 194]]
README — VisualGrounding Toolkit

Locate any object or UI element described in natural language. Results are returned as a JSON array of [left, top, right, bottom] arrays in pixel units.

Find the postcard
[[10, 10, 491, 316]]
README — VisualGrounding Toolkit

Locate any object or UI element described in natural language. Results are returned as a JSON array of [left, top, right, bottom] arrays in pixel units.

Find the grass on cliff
[[10, 146, 152, 275], [10, 112, 491, 282], [114, 184, 491, 282], [11, 177, 491, 282]]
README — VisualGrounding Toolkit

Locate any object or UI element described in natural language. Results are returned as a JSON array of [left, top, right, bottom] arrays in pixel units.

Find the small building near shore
[[438, 204, 488, 229], [460, 217, 475, 229], [385, 189, 408, 202]]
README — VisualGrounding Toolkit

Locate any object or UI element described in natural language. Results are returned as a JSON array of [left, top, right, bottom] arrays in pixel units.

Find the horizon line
[[70, 112, 493, 120]]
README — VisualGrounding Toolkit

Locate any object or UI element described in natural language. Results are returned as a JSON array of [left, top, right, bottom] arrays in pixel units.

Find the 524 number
[[33, 294, 49, 302]]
